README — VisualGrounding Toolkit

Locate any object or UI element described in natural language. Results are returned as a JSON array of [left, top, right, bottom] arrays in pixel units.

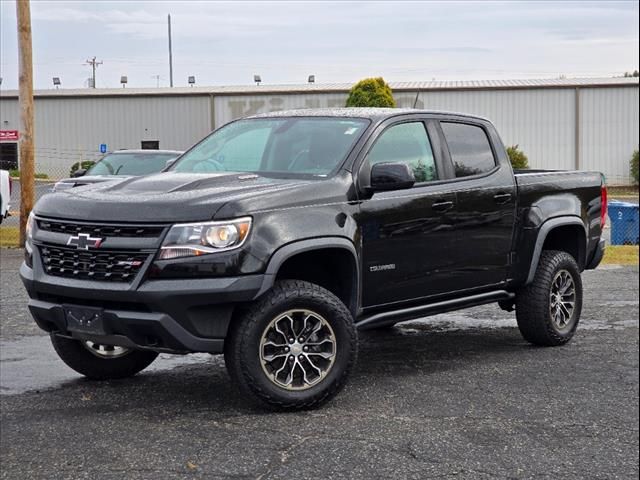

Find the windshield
[[172, 117, 369, 178], [87, 152, 180, 176]]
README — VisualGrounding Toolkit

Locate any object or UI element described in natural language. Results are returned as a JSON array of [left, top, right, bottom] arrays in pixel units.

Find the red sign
[[0, 130, 19, 141]]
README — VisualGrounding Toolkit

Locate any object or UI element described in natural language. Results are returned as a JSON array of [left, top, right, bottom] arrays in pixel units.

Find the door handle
[[432, 200, 454, 212], [493, 193, 512, 204]]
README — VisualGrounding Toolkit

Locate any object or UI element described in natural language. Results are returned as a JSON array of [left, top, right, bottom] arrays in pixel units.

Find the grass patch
[[608, 185, 639, 197], [602, 245, 639, 265], [0, 226, 20, 248], [8, 171, 50, 179]]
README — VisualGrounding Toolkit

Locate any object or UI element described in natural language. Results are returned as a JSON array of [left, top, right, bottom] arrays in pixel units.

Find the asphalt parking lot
[[0, 248, 638, 479]]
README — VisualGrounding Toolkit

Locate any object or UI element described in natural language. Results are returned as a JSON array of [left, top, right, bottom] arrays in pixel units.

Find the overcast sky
[[0, 0, 638, 90]]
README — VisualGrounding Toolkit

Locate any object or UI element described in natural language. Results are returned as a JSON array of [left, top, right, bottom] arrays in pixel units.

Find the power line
[[85, 56, 103, 88]]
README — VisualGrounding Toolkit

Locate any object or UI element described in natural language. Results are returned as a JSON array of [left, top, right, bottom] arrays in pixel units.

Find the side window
[[441, 122, 496, 178], [367, 122, 437, 183], [214, 127, 271, 171]]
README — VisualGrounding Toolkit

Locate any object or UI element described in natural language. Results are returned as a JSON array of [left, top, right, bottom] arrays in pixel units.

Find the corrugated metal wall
[[414, 89, 577, 172], [0, 95, 212, 176], [1, 85, 638, 183], [212, 86, 637, 184], [213, 93, 348, 127], [580, 87, 640, 185]]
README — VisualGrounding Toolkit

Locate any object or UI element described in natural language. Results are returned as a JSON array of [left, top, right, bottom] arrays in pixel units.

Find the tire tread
[[516, 250, 582, 346], [225, 280, 357, 410], [50, 334, 158, 380]]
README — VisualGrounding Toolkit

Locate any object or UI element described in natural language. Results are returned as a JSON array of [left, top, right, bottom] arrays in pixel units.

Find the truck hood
[[53, 175, 131, 192], [35, 172, 313, 223]]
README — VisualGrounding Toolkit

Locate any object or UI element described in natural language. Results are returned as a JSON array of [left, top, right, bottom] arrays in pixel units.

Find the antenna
[[412, 91, 420, 109]]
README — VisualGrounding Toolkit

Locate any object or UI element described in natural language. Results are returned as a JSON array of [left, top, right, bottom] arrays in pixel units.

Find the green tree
[[345, 77, 396, 108], [631, 149, 639, 185], [506, 144, 529, 169], [623, 70, 639, 77]]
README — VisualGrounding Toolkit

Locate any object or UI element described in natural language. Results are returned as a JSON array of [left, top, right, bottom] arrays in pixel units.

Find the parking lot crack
[[255, 435, 313, 480]]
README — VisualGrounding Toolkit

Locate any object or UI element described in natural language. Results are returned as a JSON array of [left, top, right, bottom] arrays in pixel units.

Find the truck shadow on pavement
[[44, 324, 531, 414]]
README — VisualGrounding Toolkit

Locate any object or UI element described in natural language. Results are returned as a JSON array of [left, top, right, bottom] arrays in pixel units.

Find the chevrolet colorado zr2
[[20, 109, 606, 409]]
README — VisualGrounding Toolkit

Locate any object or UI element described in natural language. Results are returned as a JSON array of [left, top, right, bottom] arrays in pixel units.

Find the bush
[[346, 77, 396, 108], [69, 160, 96, 177], [631, 149, 639, 185], [7, 170, 49, 179], [506, 144, 529, 169]]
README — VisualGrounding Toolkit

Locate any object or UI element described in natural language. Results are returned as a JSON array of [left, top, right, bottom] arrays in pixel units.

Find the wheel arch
[[525, 216, 587, 285], [257, 238, 360, 317]]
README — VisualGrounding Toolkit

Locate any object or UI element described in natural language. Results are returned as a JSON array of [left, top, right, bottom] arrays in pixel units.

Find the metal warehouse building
[[0, 77, 638, 184]]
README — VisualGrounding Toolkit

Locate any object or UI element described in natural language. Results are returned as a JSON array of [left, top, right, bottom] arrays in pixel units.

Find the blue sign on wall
[[99, 144, 107, 154]]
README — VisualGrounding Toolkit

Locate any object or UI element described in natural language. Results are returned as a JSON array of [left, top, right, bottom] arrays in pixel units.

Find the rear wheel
[[50, 334, 158, 380], [516, 250, 583, 346], [225, 280, 357, 410]]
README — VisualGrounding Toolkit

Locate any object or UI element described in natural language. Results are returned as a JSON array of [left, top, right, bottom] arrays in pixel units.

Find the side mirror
[[164, 158, 177, 170], [72, 169, 86, 178], [370, 162, 415, 192]]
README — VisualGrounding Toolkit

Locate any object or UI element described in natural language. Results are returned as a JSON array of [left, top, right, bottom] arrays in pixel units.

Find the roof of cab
[[249, 107, 489, 122]]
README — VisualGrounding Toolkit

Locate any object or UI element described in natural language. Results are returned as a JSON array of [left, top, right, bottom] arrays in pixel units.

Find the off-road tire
[[224, 280, 358, 410], [50, 334, 158, 380], [516, 250, 583, 346]]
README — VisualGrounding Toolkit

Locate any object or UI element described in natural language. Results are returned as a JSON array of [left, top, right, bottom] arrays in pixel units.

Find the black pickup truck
[[21, 109, 606, 409]]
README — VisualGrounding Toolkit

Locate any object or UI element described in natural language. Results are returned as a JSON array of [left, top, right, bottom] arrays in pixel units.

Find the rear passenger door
[[439, 120, 516, 289]]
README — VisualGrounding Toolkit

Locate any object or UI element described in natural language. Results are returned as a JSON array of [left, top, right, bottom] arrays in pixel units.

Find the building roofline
[[0, 77, 637, 100]]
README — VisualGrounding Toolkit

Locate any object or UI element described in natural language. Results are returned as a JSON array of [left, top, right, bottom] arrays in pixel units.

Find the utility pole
[[168, 14, 174, 87], [85, 56, 102, 88], [16, 0, 35, 247], [151, 74, 161, 88]]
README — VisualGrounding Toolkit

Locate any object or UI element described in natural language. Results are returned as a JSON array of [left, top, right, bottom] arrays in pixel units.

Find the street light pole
[[16, 0, 35, 247], [168, 14, 174, 87]]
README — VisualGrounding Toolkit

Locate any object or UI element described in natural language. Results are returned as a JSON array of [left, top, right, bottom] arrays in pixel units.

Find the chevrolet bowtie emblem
[[67, 233, 104, 250]]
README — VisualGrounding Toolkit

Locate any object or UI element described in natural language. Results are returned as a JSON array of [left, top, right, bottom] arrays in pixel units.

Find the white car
[[0, 169, 11, 224]]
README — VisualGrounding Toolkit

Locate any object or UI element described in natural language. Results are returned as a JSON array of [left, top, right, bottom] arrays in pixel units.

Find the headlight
[[25, 211, 35, 267], [26, 211, 35, 240], [158, 217, 252, 260]]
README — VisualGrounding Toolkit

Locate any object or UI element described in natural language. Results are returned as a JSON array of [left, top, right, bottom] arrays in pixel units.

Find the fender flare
[[525, 216, 587, 285], [255, 237, 360, 312]]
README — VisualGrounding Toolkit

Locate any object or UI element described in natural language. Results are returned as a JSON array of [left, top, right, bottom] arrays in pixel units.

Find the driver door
[[357, 120, 457, 308]]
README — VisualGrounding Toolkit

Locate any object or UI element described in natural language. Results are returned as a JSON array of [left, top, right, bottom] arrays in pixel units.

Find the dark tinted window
[[141, 140, 159, 150], [367, 122, 437, 183], [441, 122, 496, 177]]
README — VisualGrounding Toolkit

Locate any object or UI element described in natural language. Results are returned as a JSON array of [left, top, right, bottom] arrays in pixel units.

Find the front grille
[[38, 220, 164, 238], [40, 245, 148, 282]]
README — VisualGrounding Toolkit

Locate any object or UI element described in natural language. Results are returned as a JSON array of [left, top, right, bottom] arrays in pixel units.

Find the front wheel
[[515, 250, 583, 346], [224, 280, 358, 410], [50, 334, 159, 380]]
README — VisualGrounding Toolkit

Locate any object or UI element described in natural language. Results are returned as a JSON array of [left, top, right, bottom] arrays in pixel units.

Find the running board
[[356, 290, 515, 331]]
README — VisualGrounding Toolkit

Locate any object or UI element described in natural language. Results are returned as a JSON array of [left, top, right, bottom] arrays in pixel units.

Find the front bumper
[[20, 262, 266, 353]]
